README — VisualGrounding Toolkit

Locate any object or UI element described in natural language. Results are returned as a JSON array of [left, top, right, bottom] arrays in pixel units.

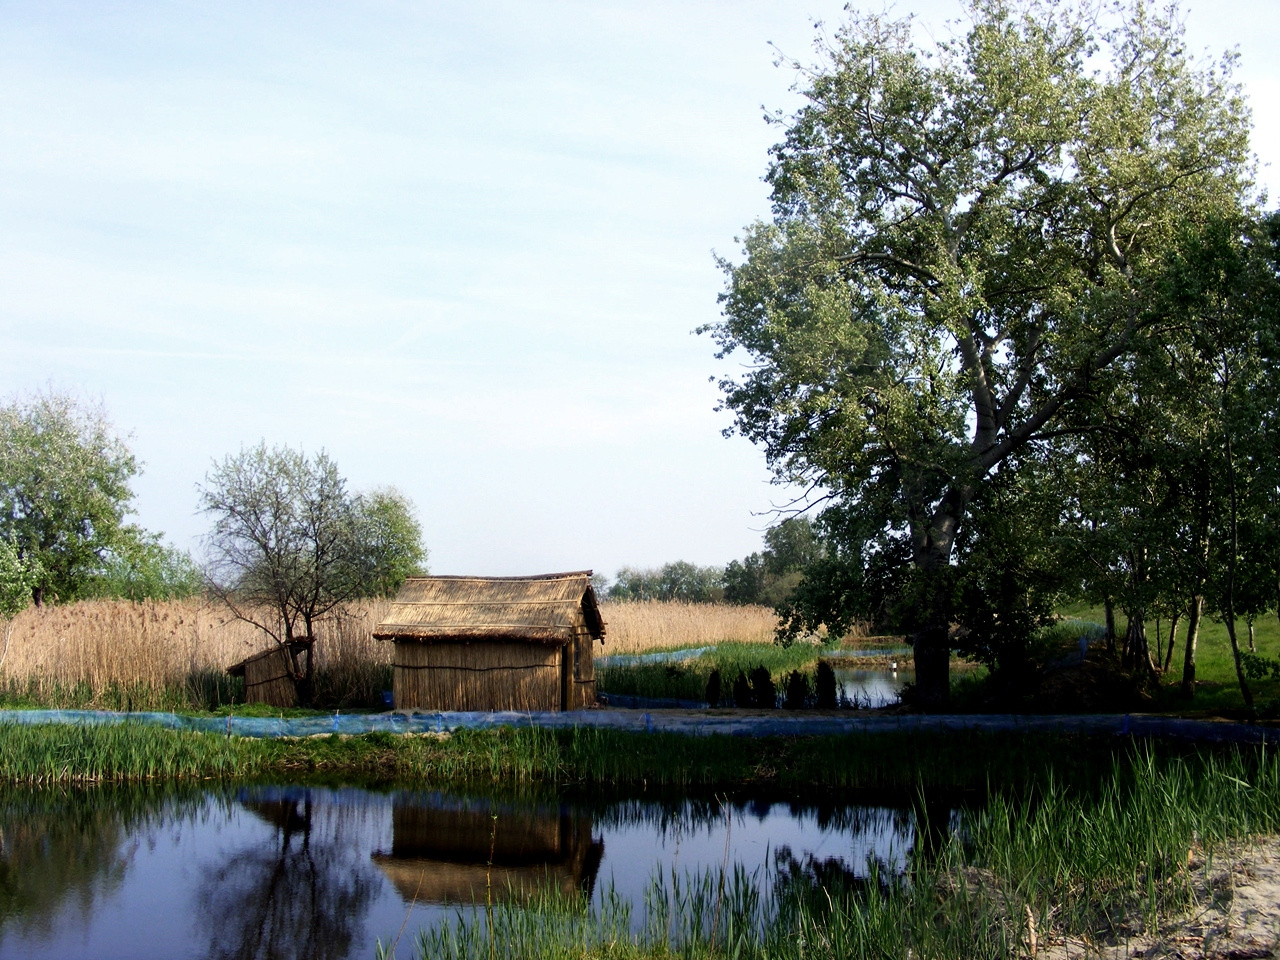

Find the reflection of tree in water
[[0, 784, 190, 946], [197, 790, 379, 960]]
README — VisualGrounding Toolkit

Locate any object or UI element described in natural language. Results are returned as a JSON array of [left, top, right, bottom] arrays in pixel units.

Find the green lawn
[[1056, 601, 1280, 715]]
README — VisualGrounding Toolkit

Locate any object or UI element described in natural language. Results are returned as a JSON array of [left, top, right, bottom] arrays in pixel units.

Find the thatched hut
[[372, 572, 605, 712], [226, 639, 313, 708], [371, 798, 603, 905]]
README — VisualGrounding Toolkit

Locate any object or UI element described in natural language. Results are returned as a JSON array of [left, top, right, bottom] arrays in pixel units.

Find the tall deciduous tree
[[0, 391, 139, 605], [705, 0, 1254, 707]]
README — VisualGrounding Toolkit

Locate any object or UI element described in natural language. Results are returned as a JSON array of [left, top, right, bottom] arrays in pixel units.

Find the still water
[[834, 667, 914, 707], [0, 783, 944, 960]]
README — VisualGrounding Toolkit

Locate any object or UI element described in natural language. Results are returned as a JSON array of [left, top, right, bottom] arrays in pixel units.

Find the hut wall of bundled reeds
[[373, 572, 605, 712], [226, 640, 313, 708]]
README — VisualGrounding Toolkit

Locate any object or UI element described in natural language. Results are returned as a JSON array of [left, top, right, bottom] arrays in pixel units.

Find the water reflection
[[0, 789, 132, 945], [0, 783, 954, 960], [372, 795, 603, 905], [833, 667, 914, 707], [196, 788, 380, 960]]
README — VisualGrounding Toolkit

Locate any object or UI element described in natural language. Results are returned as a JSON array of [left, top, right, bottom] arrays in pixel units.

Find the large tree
[[0, 391, 139, 605], [705, 0, 1255, 707]]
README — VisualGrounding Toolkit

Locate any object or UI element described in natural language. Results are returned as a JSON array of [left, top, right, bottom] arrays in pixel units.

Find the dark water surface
[[0, 782, 938, 960]]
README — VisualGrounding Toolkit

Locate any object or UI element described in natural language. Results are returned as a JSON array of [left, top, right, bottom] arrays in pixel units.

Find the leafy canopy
[[0, 391, 139, 604], [704, 0, 1256, 703]]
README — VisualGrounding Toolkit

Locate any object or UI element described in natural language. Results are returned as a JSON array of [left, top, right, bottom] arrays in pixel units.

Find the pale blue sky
[[2, 0, 1277, 577]]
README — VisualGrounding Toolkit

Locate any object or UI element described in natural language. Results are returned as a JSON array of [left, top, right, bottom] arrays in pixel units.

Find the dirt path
[[1045, 837, 1280, 959]]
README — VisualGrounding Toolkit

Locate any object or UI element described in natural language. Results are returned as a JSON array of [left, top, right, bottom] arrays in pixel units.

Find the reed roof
[[373, 571, 606, 645], [226, 638, 312, 676]]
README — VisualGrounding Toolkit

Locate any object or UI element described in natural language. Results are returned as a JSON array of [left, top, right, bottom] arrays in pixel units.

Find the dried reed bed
[[0, 598, 785, 708], [598, 601, 780, 653], [0, 598, 393, 710]]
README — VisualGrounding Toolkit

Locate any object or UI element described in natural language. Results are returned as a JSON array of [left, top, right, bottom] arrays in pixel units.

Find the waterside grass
[[0, 722, 1255, 796], [406, 747, 1280, 960]]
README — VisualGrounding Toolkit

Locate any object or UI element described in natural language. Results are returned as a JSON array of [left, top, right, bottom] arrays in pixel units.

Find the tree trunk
[[1163, 613, 1179, 673], [1104, 599, 1117, 657], [1123, 614, 1157, 682], [1248, 619, 1256, 653], [912, 622, 952, 711], [31, 585, 43, 608], [1222, 426, 1254, 718], [1181, 595, 1202, 698]]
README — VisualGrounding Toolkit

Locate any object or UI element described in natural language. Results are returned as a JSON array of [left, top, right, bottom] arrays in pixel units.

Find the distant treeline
[[602, 517, 823, 606]]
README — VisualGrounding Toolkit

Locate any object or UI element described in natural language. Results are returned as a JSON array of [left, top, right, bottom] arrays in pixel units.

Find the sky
[[1, 0, 1278, 579]]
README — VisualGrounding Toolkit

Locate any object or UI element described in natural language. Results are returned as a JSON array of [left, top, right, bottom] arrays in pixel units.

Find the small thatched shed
[[371, 799, 603, 905], [226, 639, 313, 708], [373, 572, 605, 712]]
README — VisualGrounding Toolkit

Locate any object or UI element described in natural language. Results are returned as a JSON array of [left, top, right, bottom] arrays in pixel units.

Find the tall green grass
[[402, 747, 1280, 960], [0, 723, 252, 783], [598, 642, 833, 702]]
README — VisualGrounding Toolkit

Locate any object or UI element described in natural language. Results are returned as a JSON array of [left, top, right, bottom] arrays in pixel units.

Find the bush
[[732, 671, 751, 708], [815, 660, 837, 709], [749, 666, 776, 709], [705, 669, 722, 707], [783, 670, 809, 709]]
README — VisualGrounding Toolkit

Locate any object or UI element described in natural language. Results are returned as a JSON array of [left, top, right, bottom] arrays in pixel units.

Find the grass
[[598, 641, 834, 703], [1058, 602, 1280, 714], [0, 597, 396, 710], [0, 720, 1235, 794], [399, 745, 1280, 960]]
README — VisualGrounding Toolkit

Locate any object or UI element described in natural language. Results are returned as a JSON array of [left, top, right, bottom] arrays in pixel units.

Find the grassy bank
[[407, 747, 1280, 960], [0, 721, 1251, 794]]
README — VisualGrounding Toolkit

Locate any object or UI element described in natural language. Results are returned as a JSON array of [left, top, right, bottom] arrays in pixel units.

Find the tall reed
[[406, 746, 1280, 960], [0, 598, 393, 710], [599, 602, 779, 653]]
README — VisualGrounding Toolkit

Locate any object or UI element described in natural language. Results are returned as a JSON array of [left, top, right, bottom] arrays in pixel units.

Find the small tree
[[348, 487, 428, 597], [200, 444, 356, 697], [0, 390, 139, 605], [200, 444, 428, 701]]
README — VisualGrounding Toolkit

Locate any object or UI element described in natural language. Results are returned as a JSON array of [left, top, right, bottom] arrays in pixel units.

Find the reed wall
[[392, 640, 562, 712]]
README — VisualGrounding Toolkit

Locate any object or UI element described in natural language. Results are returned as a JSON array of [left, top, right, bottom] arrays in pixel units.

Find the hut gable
[[372, 572, 605, 644]]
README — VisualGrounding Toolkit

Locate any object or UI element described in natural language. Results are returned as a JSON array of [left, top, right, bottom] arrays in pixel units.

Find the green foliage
[[703, 0, 1257, 707], [0, 538, 40, 622], [199, 443, 428, 649], [606, 562, 724, 603], [0, 391, 139, 604], [79, 534, 203, 602], [724, 517, 824, 606], [348, 487, 428, 597]]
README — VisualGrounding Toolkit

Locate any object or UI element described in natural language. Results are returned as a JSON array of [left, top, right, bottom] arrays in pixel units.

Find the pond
[[0, 782, 952, 960], [833, 666, 914, 708]]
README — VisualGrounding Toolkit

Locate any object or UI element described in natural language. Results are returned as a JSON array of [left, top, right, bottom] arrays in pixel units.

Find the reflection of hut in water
[[373, 572, 605, 711], [226, 639, 313, 707], [371, 799, 604, 905]]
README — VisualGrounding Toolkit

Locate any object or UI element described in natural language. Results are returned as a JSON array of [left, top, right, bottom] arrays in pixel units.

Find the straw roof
[[373, 571, 606, 645]]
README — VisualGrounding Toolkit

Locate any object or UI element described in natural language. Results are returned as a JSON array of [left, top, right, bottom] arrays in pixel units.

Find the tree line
[[0, 391, 428, 659], [601, 516, 824, 606]]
